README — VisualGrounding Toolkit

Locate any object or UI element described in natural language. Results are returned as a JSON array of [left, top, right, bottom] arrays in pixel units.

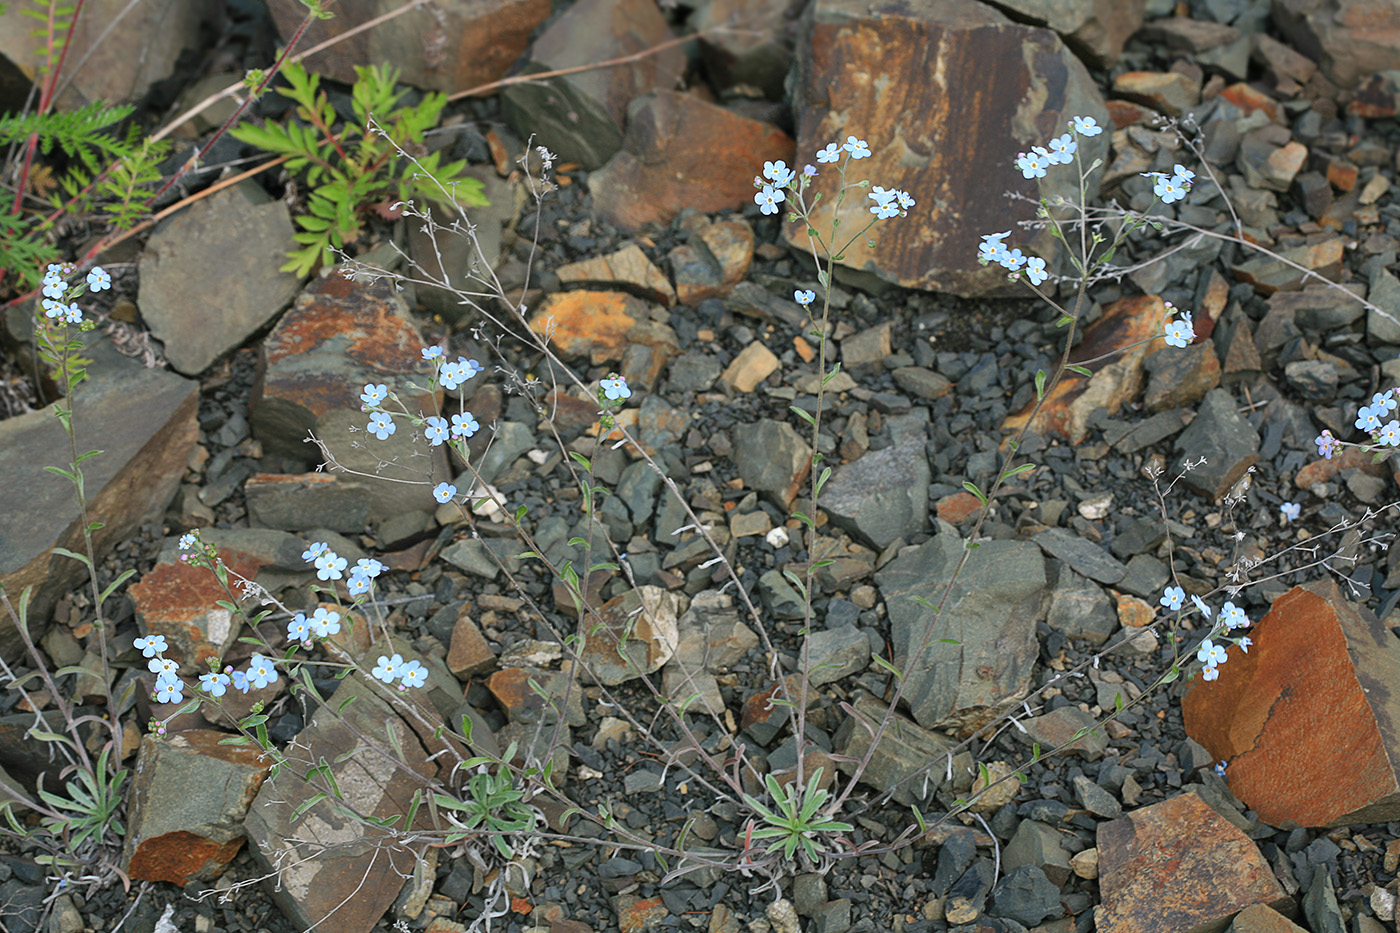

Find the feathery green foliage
[[231, 61, 488, 278]]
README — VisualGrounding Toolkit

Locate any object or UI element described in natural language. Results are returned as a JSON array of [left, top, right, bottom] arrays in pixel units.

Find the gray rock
[[0, 322, 198, 663], [1272, 0, 1400, 88], [1302, 868, 1346, 933], [831, 693, 957, 806], [243, 674, 437, 933], [471, 421, 536, 486], [990, 866, 1064, 926], [1117, 553, 1170, 600], [1367, 267, 1400, 345], [139, 181, 299, 374], [121, 730, 272, 885], [1284, 360, 1338, 400], [793, 873, 828, 917], [668, 352, 722, 393], [440, 536, 520, 579], [733, 418, 810, 509], [245, 473, 372, 533], [946, 859, 996, 924], [933, 830, 979, 896], [1033, 527, 1128, 585], [822, 433, 930, 548], [1175, 388, 1260, 500], [758, 570, 805, 620], [1016, 705, 1108, 760], [876, 521, 1045, 731], [809, 898, 852, 933], [1073, 774, 1123, 818], [891, 367, 953, 400], [985, 0, 1145, 65], [806, 625, 871, 687], [1046, 567, 1118, 645], [499, 0, 684, 169], [406, 167, 514, 321], [1004, 820, 1072, 886]]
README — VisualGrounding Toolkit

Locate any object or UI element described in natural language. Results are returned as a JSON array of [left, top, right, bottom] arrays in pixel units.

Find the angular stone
[[128, 530, 305, 668], [1174, 388, 1260, 501], [1003, 295, 1162, 444], [0, 0, 201, 109], [806, 625, 871, 687], [588, 91, 795, 229], [1045, 567, 1118, 645], [1034, 528, 1128, 585], [529, 289, 650, 364], [1143, 341, 1221, 414], [892, 367, 953, 400], [242, 674, 438, 933], [788, 0, 1109, 298], [822, 434, 930, 549], [250, 273, 447, 516], [669, 220, 756, 306], [876, 522, 1045, 733], [446, 608, 496, 678], [1240, 138, 1309, 192], [831, 693, 957, 807], [721, 341, 781, 393], [1112, 70, 1200, 116], [1252, 35, 1318, 87], [1015, 705, 1108, 760], [1271, 0, 1400, 89], [244, 472, 371, 533], [991, 865, 1064, 927], [733, 419, 811, 509], [577, 586, 681, 685], [266, 0, 549, 93], [986, 0, 1144, 66], [1005, 820, 1073, 886], [1368, 267, 1400, 345], [1231, 239, 1345, 295], [1231, 904, 1310, 933], [1096, 792, 1292, 933], [0, 331, 197, 662], [694, 0, 794, 96], [1182, 581, 1400, 827], [123, 730, 272, 885], [139, 181, 299, 375], [555, 244, 676, 306], [499, 0, 684, 169], [1138, 17, 1241, 53], [486, 667, 585, 727], [841, 323, 892, 368]]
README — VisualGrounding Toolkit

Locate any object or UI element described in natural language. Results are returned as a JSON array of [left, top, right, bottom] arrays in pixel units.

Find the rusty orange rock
[[588, 91, 794, 230], [1096, 791, 1292, 933], [529, 290, 651, 364], [1002, 295, 1165, 444], [1182, 581, 1400, 827]]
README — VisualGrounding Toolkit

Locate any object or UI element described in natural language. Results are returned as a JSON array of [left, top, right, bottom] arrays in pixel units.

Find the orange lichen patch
[[529, 290, 648, 364], [1219, 82, 1280, 120], [1182, 582, 1400, 827], [1115, 594, 1156, 628], [128, 831, 244, 887]]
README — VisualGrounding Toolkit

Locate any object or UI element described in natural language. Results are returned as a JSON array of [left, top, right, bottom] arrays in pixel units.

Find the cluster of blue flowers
[[753, 136, 914, 220], [1315, 388, 1399, 460], [38, 264, 110, 324], [360, 347, 485, 448], [1159, 586, 1252, 682], [1141, 164, 1195, 204]]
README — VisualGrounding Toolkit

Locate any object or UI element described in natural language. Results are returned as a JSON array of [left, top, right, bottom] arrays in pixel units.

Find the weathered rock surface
[[1096, 791, 1293, 933], [138, 181, 300, 375], [876, 520, 1045, 733], [122, 730, 272, 885], [1183, 582, 1400, 827], [267, 0, 550, 93], [787, 0, 1109, 297]]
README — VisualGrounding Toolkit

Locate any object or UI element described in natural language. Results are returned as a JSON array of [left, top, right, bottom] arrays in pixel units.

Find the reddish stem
[[10, 0, 86, 217]]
